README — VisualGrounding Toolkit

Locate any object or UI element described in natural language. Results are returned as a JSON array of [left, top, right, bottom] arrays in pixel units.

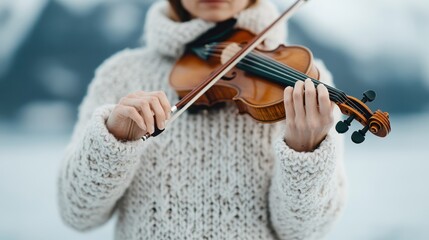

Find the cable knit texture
[[58, 1, 347, 239]]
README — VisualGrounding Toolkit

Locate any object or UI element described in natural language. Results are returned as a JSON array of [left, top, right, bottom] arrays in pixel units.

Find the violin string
[[202, 48, 367, 118], [243, 55, 353, 109], [204, 44, 345, 99], [203, 48, 350, 104], [207, 43, 348, 100], [203, 44, 367, 117], [246, 53, 345, 101], [209, 43, 353, 104], [244, 49, 367, 116], [244, 51, 365, 113], [245, 50, 368, 117], [209, 43, 365, 114], [205, 48, 344, 102]]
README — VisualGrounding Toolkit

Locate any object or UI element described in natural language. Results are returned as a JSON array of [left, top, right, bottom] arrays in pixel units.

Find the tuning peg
[[336, 115, 355, 133], [336, 90, 377, 135], [362, 90, 376, 103], [351, 126, 370, 144]]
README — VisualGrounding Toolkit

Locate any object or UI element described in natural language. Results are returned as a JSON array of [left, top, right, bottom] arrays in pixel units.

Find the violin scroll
[[336, 90, 391, 143]]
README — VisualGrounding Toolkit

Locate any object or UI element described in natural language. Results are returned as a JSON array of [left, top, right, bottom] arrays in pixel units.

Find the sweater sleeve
[[268, 60, 347, 240], [57, 49, 149, 231]]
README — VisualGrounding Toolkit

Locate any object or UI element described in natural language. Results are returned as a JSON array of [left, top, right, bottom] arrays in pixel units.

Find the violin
[[142, 0, 391, 144]]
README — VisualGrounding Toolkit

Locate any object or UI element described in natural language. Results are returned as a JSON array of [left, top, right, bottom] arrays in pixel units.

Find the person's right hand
[[106, 91, 171, 141]]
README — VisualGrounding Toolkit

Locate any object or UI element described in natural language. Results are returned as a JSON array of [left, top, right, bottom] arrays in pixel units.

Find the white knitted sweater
[[58, 1, 347, 239]]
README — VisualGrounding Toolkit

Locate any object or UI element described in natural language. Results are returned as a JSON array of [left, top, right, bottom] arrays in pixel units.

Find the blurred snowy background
[[0, 0, 428, 239]]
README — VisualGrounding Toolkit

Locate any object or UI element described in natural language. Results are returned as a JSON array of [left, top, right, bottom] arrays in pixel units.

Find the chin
[[199, 12, 233, 22]]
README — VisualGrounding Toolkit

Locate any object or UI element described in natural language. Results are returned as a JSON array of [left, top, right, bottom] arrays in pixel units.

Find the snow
[[16, 101, 75, 134]]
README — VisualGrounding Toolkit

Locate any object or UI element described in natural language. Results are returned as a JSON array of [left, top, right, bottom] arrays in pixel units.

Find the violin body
[[170, 29, 319, 123], [169, 29, 390, 143]]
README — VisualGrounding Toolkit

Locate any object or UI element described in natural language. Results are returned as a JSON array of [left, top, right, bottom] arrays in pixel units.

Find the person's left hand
[[283, 78, 335, 152]]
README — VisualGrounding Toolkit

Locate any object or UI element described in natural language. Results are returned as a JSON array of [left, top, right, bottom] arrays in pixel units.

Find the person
[[58, 0, 347, 239]]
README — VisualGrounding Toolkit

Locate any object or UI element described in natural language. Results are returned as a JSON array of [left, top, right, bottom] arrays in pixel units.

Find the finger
[[140, 100, 155, 134], [304, 78, 318, 119], [136, 91, 172, 120], [293, 80, 306, 119], [317, 83, 332, 115], [152, 91, 171, 120], [283, 86, 295, 120], [263, 39, 279, 50], [117, 105, 146, 131], [120, 98, 154, 133], [148, 96, 166, 130]]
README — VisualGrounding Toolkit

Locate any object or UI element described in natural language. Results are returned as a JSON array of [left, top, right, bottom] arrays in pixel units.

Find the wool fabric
[[58, 1, 347, 239]]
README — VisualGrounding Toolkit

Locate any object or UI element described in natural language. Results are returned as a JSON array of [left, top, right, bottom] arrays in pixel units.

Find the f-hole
[[221, 71, 237, 81]]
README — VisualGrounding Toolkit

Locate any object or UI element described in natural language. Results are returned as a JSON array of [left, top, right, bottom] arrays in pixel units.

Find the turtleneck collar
[[143, 0, 287, 58]]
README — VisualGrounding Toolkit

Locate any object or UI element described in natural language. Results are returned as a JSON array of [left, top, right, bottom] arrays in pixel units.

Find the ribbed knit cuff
[[273, 131, 337, 191], [80, 104, 144, 178]]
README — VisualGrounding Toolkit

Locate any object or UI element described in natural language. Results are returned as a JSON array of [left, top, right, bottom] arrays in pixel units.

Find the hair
[[168, 0, 258, 22]]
